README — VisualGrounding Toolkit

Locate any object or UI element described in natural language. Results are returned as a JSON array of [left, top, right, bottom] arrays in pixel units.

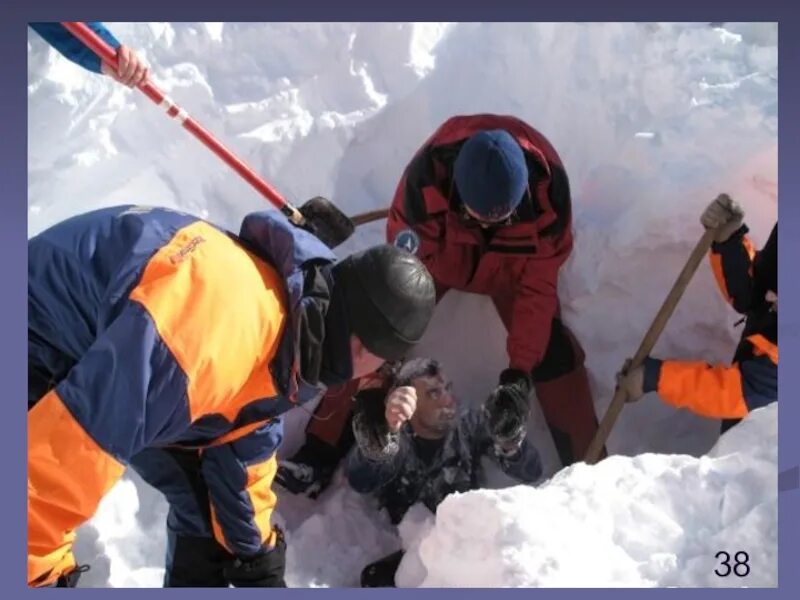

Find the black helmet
[[331, 245, 436, 361]]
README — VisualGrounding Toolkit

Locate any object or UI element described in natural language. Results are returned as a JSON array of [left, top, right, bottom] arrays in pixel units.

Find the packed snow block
[[396, 405, 777, 587], [282, 487, 401, 587]]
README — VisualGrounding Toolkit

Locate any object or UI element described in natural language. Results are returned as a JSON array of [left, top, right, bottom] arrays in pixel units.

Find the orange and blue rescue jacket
[[642, 224, 777, 419], [27, 205, 344, 586]]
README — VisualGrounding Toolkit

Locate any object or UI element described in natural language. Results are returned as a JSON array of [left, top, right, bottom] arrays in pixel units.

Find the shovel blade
[[299, 196, 355, 248]]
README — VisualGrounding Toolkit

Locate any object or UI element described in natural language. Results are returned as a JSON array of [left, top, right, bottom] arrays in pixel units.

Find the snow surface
[[397, 404, 777, 588], [27, 22, 777, 587]]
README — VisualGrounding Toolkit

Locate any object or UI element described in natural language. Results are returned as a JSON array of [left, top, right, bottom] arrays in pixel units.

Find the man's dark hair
[[393, 358, 442, 387]]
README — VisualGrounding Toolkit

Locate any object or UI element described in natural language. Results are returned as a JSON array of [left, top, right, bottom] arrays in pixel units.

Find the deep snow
[[28, 22, 777, 587]]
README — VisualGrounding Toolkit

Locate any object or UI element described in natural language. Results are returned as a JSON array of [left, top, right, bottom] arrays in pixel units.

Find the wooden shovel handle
[[351, 208, 390, 226], [584, 227, 718, 464]]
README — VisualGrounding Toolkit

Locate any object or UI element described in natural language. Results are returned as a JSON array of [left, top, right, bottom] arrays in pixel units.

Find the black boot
[[224, 528, 288, 588], [361, 550, 405, 587]]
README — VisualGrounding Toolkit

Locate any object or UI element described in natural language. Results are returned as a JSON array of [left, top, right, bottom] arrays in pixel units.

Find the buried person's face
[[410, 372, 457, 439]]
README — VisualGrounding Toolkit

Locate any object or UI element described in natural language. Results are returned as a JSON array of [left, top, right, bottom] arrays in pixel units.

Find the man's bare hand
[[385, 386, 417, 432], [101, 45, 149, 88]]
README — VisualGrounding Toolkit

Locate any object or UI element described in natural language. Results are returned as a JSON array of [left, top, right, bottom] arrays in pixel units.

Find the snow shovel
[[583, 220, 721, 465], [61, 21, 354, 248], [351, 208, 390, 226]]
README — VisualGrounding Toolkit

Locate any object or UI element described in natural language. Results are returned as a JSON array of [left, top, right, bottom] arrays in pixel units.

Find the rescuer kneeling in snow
[[346, 357, 543, 587], [617, 195, 777, 430]]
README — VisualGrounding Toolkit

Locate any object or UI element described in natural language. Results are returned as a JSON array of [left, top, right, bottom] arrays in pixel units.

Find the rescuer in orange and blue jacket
[[28, 205, 436, 587], [617, 195, 777, 429]]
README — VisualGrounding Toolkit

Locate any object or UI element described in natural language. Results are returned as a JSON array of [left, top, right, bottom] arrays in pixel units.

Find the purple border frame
[[5, 0, 797, 595]]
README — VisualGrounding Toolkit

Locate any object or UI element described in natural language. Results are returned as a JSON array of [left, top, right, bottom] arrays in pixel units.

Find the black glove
[[275, 435, 339, 498], [224, 528, 287, 588], [484, 369, 531, 452], [352, 388, 399, 462], [275, 460, 334, 498]]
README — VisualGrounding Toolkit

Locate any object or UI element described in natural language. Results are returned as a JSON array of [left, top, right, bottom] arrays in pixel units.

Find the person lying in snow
[[27, 205, 436, 588], [346, 357, 543, 587], [30, 22, 149, 88], [276, 113, 604, 498], [617, 195, 777, 431]]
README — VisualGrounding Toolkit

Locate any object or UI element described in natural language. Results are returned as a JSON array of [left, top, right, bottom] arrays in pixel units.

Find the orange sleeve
[[656, 360, 749, 419], [708, 230, 757, 313]]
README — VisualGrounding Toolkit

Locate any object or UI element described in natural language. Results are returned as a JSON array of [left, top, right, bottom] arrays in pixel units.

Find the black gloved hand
[[224, 528, 287, 588], [275, 460, 334, 498], [484, 369, 531, 452], [352, 388, 400, 462], [275, 435, 339, 498]]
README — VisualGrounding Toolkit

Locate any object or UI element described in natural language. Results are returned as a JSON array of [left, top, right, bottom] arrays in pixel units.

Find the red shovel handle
[[60, 21, 305, 225]]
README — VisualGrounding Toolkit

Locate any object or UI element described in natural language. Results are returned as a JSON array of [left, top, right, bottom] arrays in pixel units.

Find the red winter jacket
[[387, 114, 573, 372]]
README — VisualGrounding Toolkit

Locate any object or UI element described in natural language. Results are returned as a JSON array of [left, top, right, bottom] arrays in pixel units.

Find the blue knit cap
[[453, 129, 528, 220]]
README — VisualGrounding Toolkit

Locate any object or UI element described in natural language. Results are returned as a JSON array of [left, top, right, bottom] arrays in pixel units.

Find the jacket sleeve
[[507, 167, 574, 372], [201, 421, 283, 558], [29, 22, 120, 74], [496, 438, 544, 484], [508, 237, 571, 372], [642, 353, 777, 419], [386, 147, 450, 295], [709, 225, 758, 314], [28, 302, 193, 587], [465, 409, 543, 484], [346, 439, 407, 494]]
